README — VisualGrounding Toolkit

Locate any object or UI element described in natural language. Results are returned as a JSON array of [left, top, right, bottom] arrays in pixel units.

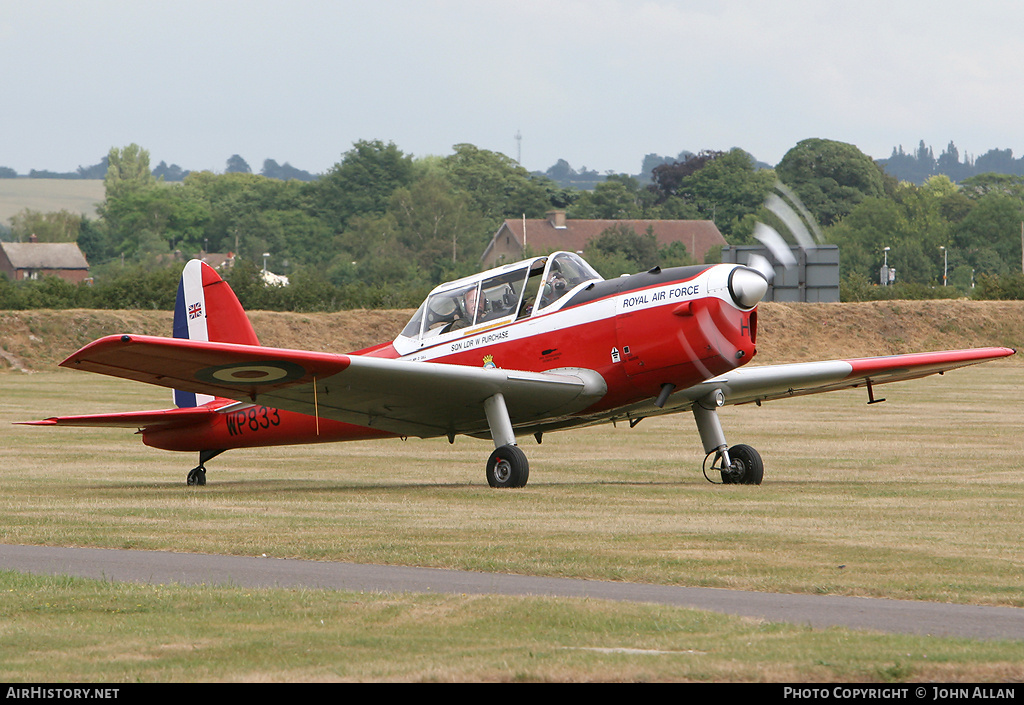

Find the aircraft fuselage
[[142, 259, 760, 454]]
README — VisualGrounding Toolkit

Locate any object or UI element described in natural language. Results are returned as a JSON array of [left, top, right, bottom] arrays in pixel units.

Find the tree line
[[880, 140, 1024, 185], [2, 137, 1023, 311], [0, 154, 317, 183]]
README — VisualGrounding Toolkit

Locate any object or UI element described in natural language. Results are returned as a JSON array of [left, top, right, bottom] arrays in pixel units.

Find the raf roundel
[[197, 360, 306, 386]]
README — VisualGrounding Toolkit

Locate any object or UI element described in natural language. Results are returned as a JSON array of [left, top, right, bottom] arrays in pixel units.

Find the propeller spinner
[[727, 266, 769, 309]]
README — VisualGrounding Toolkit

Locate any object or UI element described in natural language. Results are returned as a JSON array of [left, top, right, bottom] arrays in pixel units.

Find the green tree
[[776, 139, 886, 226], [389, 172, 488, 273], [649, 150, 722, 202], [313, 140, 415, 230], [442, 143, 551, 223], [887, 181, 951, 281], [959, 173, 1024, 200], [570, 176, 647, 219], [583, 222, 671, 277], [641, 149, 775, 240], [923, 175, 974, 224], [679, 149, 775, 240], [181, 171, 324, 266], [103, 144, 155, 202], [952, 193, 1024, 276], [658, 240, 694, 267], [9, 209, 82, 242], [827, 196, 907, 282], [76, 218, 112, 265], [329, 210, 433, 297], [975, 272, 1024, 299], [225, 155, 252, 174], [101, 185, 210, 260], [99, 145, 211, 262], [241, 208, 334, 270]]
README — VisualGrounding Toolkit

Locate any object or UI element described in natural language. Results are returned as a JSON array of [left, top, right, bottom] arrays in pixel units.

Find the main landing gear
[[482, 392, 529, 488], [186, 449, 225, 486], [692, 391, 763, 485], [486, 444, 529, 488], [703, 442, 764, 485]]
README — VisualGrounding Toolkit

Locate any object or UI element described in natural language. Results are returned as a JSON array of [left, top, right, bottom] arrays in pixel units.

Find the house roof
[[200, 252, 236, 270], [0, 242, 89, 270], [484, 217, 727, 263]]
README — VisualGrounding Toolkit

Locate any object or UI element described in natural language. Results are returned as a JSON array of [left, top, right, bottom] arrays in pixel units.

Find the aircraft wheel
[[721, 444, 763, 485], [186, 466, 207, 486], [486, 445, 529, 488]]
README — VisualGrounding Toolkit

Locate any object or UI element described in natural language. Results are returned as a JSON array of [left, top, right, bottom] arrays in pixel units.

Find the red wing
[[60, 334, 352, 401], [55, 333, 608, 439]]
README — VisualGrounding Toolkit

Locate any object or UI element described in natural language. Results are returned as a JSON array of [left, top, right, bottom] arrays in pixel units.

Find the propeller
[[746, 182, 823, 285], [746, 248, 779, 284], [676, 182, 824, 382]]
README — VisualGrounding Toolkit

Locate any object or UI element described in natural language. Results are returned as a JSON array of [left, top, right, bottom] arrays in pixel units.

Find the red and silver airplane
[[24, 252, 1014, 488]]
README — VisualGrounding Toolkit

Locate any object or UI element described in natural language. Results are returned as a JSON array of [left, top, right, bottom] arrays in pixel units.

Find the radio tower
[[515, 130, 522, 164]]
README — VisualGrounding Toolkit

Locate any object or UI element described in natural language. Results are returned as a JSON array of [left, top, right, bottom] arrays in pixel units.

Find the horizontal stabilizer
[[19, 405, 218, 431]]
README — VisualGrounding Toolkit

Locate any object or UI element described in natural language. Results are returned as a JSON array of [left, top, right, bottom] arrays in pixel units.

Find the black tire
[[721, 444, 763, 485], [186, 466, 206, 486], [486, 445, 529, 488]]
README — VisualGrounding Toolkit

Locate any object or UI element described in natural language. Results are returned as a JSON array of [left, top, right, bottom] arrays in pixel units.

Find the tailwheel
[[717, 444, 763, 485], [186, 449, 224, 486], [486, 444, 529, 488], [186, 466, 206, 486]]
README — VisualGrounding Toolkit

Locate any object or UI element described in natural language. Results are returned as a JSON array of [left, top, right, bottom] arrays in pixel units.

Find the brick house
[[0, 240, 90, 283]]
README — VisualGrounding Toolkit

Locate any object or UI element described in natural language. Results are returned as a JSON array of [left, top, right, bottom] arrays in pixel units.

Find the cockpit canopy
[[397, 252, 603, 349]]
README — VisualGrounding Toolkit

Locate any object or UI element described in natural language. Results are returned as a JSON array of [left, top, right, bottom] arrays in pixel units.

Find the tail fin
[[173, 259, 259, 408]]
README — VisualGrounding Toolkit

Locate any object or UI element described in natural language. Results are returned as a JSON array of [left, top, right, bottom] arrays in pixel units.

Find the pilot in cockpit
[[539, 262, 569, 308], [447, 285, 485, 332]]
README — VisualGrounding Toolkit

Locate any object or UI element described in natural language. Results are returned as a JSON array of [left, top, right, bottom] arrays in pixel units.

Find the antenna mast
[[515, 130, 522, 164]]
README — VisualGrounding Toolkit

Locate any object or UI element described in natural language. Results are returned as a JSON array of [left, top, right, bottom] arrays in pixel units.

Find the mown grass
[[1, 363, 1023, 681], [3, 571, 1023, 683]]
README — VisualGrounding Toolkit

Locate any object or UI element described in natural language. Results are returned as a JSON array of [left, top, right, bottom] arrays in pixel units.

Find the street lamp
[[939, 246, 947, 286]]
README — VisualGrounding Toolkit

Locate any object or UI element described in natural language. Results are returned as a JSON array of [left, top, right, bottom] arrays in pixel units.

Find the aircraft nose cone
[[728, 266, 769, 309]]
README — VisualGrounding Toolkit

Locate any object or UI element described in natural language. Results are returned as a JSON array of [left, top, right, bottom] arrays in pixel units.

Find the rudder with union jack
[[172, 259, 260, 408]]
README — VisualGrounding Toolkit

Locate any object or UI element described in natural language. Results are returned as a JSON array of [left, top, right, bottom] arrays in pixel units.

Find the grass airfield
[[1, 364, 1023, 682]]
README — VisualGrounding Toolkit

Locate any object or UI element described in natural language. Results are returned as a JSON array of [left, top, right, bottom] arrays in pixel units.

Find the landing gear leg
[[186, 449, 225, 486], [691, 392, 763, 485], [483, 393, 529, 488]]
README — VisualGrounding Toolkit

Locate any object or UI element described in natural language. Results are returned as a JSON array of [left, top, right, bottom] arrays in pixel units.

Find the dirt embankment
[[753, 300, 1022, 363], [1, 301, 1020, 372], [0, 309, 414, 372]]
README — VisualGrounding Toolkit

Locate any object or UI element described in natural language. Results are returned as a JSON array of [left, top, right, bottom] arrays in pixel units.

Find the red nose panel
[[615, 298, 757, 395]]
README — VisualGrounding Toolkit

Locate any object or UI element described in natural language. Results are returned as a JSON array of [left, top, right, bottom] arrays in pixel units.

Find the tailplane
[[173, 259, 259, 408]]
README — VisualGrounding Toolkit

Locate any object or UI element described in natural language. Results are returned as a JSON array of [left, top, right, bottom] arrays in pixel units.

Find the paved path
[[2, 544, 1022, 641]]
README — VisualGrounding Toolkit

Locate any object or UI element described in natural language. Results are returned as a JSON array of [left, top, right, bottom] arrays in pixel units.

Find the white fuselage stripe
[[395, 265, 736, 364]]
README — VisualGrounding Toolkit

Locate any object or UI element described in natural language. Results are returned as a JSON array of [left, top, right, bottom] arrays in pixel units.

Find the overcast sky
[[3, 0, 1023, 177]]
